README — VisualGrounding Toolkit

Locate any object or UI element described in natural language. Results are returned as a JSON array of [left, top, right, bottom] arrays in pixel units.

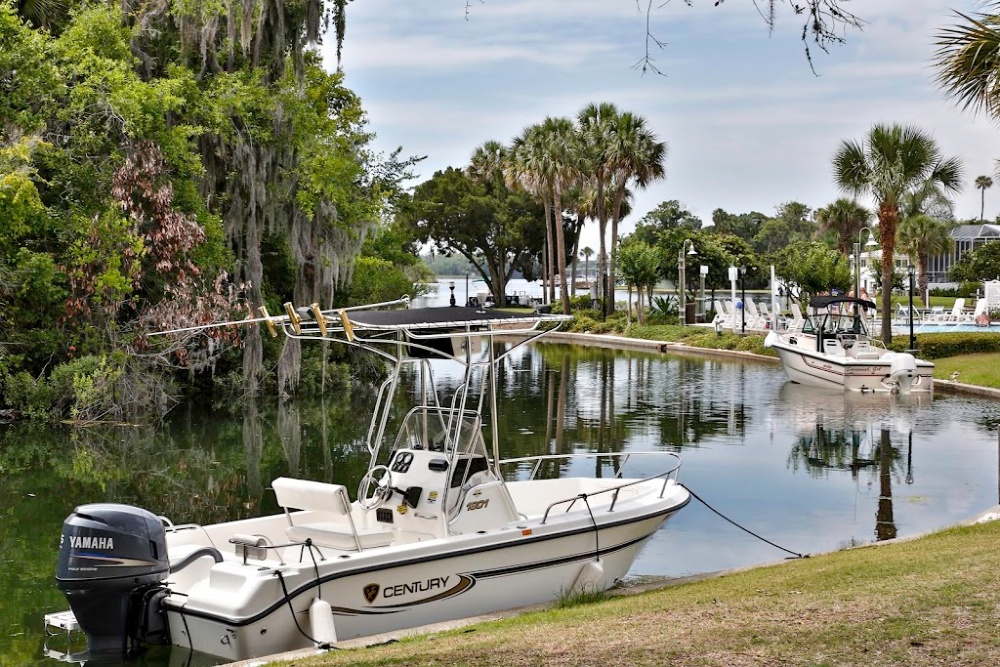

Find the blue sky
[[327, 1, 1000, 249]]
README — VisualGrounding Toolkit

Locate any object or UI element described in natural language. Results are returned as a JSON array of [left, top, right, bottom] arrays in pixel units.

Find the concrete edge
[[543, 331, 1000, 398]]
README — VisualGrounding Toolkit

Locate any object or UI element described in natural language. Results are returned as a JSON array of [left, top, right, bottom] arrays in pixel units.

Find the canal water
[[3, 341, 999, 666]]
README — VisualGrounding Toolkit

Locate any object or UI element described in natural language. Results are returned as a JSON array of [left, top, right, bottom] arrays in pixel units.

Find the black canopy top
[[808, 296, 876, 311], [347, 306, 563, 330]]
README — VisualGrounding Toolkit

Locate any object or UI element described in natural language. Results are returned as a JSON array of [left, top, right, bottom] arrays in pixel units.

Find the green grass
[[281, 520, 1000, 667], [931, 352, 1000, 388]]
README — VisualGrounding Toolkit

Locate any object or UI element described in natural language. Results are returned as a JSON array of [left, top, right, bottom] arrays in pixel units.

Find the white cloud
[[333, 0, 1000, 246]]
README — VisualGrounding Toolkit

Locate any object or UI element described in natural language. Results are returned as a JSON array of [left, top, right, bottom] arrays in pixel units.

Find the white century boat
[[49, 298, 690, 662], [764, 296, 934, 394]]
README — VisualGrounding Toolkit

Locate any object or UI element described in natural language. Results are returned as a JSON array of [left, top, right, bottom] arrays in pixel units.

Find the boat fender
[[572, 560, 605, 594], [764, 331, 778, 348], [309, 597, 338, 647]]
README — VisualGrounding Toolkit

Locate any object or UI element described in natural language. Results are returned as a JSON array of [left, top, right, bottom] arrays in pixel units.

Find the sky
[[325, 0, 1000, 250]]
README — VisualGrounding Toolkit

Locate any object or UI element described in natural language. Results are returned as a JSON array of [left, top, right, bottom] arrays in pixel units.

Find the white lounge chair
[[942, 298, 965, 323], [786, 303, 805, 332], [744, 299, 765, 330], [963, 298, 989, 325], [712, 300, 734, 329]]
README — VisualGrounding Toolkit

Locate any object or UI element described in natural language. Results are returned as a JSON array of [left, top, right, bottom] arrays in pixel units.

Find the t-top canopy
[[346, 306, 568, 331], [808, 296, 877, 311]]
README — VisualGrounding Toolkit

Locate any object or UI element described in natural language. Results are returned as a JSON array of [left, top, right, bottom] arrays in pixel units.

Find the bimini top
[[808, 296, 877, 311], [347, 306, 568, 331]]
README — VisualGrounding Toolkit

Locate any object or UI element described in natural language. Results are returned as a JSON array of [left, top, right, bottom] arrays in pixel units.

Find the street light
[[854, 227, 878, 298], [740, 265, 747, 334], [678, 240, 697, 326], [907, 264, 916, 352], [465, 270, 470, 307], [449, 281, 456, 307]]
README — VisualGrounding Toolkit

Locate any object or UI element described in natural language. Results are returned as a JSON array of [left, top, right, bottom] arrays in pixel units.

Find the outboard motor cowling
[[55, 503, 169, 653]]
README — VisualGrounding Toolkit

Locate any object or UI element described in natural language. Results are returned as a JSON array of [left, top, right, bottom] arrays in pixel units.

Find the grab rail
[[498, 451, 683, 525]]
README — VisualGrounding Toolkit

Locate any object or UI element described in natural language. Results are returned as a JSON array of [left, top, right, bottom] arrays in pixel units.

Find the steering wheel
[[357, 465, 394, 511]]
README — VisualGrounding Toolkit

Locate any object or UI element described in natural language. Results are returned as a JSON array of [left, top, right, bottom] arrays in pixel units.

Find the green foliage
[[868, 257, 905, 293], [345, 256, 415, 306], [405, 166, 546, 300], [773, 241, 852, 300], [617, 237, 660, 291], [887, 332, 1000, 359], [633, 200, 702, 238], [950, 240, 1000, 283]]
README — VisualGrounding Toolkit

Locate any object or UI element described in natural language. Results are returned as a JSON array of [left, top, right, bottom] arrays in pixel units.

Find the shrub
[[888, 332, 1000, 359]]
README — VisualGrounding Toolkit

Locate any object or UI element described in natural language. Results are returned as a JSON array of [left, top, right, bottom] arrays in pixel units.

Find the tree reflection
[[787, 421, 903, 542], [876, 427, 897, 541]]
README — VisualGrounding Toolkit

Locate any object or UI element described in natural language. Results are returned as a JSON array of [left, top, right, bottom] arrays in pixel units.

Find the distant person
[[976, 311, 991, 327]]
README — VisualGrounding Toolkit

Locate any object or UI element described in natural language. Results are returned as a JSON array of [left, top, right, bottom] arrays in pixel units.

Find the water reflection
[[4, 344, 1000, 666]]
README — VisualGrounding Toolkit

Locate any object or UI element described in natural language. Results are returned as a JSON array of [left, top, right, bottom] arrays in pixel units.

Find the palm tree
[[833, 123, 963, 344], [580, 247, 595, 287], [934, 9, 1000, 118], [509, 119, 579, 314], [509, 124, 555, 304], [606, 112, 667, 312], [469, 140, 507, 186], [576, 102, 619, 313], [815, 198, 872, 256], [537, 116, 580, 315], [976, 175, 993, 221], [897, 214, 954, 302]]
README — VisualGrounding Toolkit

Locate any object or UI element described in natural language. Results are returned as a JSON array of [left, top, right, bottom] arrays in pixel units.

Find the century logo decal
[[362, 576, 458, 604]]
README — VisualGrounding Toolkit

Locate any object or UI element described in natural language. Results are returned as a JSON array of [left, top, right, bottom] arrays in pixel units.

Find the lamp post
[[449, 281, 456, 307], [740, 265, 747, 334], [907, 264, 916, 352], [854, 227, 878, 298], [465, 270, 470, 307], [678, 240, 697, 326]]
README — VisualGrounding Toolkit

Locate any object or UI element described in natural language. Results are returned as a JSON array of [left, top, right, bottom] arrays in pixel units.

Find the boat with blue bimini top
[[764, 295, 934, 394], [47, 298, 690, 663]]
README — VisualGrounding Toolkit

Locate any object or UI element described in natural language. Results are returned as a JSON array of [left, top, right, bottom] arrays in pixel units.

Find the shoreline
[[222, 332, 1000, 667], [543, 330, 1000, 399], [232, 502, 1000, 667]]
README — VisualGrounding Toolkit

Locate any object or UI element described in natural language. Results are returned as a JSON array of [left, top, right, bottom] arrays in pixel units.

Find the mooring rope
[[682, 484, 807, 559]]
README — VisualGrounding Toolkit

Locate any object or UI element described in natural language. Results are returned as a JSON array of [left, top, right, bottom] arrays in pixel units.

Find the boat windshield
[[820, 310, 869, 337], [391, 407, 488, 459]]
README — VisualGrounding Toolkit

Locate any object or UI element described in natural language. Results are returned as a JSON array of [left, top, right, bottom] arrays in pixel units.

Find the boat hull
[[767, 334, 933, 393], [163, 490, 686, 661]]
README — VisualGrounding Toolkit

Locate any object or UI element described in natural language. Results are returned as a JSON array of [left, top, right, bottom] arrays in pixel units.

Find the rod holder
[[310, 303, 327, 336], [283, 302, 302, 334], [258, 306, 278, 337]]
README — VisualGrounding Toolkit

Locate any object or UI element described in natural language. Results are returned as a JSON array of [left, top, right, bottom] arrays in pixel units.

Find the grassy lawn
[[931, 352, 1000, 389], [279, 519, 1000, 667]]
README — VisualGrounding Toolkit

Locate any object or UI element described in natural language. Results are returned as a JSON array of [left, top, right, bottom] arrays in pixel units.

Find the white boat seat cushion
[[286, 523, 393, 550], [823, 339, 846, 356], [272, 477, 393, 551]]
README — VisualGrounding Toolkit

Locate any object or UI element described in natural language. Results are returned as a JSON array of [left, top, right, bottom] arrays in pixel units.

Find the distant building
[[926, 224, 1000, 285]]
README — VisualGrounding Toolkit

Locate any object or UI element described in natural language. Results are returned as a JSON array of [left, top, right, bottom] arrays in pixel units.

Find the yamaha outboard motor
[[56, 503, 170, 653]]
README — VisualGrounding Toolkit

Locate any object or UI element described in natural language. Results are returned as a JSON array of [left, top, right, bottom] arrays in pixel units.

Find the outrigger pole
[[146, 296, 412, 338]]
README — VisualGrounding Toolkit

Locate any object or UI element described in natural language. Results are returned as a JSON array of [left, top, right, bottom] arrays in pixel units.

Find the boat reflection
[[776, 382, 930, 541]]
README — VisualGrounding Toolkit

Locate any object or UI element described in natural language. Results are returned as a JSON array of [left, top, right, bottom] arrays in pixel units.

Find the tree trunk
[[918, 255, 928, 306], [879, 204, 899, 346], [596, 178, 607, 316], [608, 188, 626, 314], [543, 200, 555, 304], [553, 189, 570, 315]]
